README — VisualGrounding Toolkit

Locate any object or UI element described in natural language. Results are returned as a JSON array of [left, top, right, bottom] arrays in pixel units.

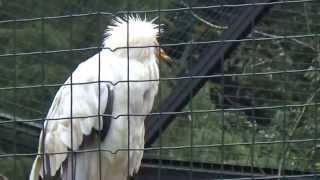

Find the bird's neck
[[113, 47, 155, 62]]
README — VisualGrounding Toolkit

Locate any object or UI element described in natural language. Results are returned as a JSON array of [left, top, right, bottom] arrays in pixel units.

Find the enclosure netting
[[0, 0, 319, 179]]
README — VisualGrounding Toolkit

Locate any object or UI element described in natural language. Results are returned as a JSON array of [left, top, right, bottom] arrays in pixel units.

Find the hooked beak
[[155, 41, 171, 65], [157, 48, 171, 62]]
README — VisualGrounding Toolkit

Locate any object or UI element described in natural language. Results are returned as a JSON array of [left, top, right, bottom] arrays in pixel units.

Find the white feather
[[30, 15, 161, 180]]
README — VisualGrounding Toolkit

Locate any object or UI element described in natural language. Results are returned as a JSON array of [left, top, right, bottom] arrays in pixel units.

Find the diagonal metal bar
[[145, 0, 279, 147]]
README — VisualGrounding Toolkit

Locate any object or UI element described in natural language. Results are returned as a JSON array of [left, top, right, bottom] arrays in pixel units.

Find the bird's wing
[[100, 84, 114, 140], [30, 59, 113, 179]]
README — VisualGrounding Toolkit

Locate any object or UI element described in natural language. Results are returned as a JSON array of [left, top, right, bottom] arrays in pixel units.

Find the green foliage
[[1, 0, 320, 179], [148, 0, 320, 174], [0, 157, 33, 180]]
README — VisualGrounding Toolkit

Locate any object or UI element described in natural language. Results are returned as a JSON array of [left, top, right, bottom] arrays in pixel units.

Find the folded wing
[[29, 72, 112, 179]]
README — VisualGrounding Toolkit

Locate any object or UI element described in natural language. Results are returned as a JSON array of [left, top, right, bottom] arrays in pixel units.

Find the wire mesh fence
[[0, 0, 319, 179]]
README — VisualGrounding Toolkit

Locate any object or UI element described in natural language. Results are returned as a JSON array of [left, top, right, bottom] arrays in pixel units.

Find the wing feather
[[30, 57, 112, 179]]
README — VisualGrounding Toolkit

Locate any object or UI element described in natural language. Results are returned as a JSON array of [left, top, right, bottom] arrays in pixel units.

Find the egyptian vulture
[[29, 16, 170, 180]]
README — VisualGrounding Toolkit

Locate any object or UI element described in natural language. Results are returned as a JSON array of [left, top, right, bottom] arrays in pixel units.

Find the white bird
[[29, 16, 170, 180]]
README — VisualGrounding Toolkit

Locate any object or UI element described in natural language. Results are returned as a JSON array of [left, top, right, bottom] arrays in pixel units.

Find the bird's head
[[103, 16, 170, 63]]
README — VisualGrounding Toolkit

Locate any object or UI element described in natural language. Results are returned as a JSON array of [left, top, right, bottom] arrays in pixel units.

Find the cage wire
[[0, 0, 319, 179]]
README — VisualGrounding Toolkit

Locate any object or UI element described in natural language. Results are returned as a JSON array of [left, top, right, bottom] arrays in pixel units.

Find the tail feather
[[61, 156, 73, 180], [29, 156, 41, 180]]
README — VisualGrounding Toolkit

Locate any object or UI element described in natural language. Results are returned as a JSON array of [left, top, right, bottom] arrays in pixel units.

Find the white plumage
[[29, 16, 169, 180]]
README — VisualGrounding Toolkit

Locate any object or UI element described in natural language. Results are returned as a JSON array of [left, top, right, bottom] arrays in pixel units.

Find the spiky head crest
[[103, 16, 160, 50]]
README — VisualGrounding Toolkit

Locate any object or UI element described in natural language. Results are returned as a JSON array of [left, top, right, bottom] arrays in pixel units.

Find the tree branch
[[181, 1, 316, 51], [277, 87, 320, 176]]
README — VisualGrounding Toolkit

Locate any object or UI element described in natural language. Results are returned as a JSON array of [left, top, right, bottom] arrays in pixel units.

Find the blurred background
[[0, 0, 320, 179]]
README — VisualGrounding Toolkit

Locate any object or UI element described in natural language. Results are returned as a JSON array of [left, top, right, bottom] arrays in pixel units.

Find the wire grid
[[0, 0, 319, 179]]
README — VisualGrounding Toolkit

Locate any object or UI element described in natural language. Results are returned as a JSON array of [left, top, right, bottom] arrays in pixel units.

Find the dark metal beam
[[0, 113, 39, 153], [1, 115, 315, 179], [0, 122, 39, 153], [145, 0, 278, 147], [135, 158, 315, 180]]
